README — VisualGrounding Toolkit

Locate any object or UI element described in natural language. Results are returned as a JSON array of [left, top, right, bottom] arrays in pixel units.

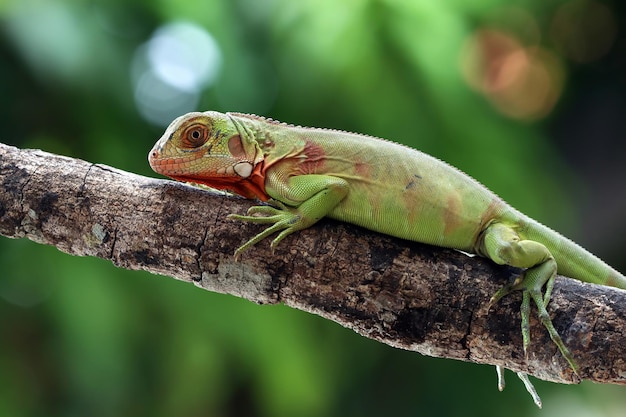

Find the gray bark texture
[[1, 142, 625, 386]]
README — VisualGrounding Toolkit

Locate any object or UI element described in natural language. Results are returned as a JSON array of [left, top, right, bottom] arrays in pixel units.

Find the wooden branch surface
[[1, 142, 625, 385]]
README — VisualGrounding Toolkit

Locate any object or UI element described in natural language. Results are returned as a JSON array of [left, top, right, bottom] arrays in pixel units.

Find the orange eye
[[181, 124, 209, 148]]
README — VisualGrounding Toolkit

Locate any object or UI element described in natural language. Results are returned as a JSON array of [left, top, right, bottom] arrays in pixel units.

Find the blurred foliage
[[1, 0, 626, 416]]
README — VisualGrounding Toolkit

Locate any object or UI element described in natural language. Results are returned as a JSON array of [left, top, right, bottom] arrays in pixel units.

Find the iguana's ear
[[226, 133, 252, 161]]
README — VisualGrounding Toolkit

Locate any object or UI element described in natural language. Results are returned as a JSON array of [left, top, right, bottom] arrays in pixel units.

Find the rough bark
[[1, 142, 625, 386]]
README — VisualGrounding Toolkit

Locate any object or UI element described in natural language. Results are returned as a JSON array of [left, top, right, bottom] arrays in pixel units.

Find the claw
[[495, 365, 506, 392], [528, 288, 579, 375], [495, 366, 542, 408], [520, 291, 531, 358], [489, 266, 579, 376], [228, 203, 306, 259], [487, 274, 525, 310], [517, 372, 542, 408]]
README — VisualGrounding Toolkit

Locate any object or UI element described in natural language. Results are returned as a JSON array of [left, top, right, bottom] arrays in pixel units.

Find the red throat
[[170, 161, 269, 201]]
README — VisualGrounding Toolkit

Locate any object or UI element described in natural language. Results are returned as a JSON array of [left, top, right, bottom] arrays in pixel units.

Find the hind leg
[[480, 222, 578, 373]]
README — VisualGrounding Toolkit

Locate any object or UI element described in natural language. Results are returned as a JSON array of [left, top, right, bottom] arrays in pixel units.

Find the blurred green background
[[1, 0, 626, 416]]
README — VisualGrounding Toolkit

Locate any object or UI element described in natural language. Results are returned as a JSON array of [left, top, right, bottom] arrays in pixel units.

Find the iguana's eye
[[181, 124, 209, 148]]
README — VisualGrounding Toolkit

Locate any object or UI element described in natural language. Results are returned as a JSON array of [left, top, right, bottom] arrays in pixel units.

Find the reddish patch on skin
[[443, 194, 463, 236], [354, 160, 370, 178], [472, 198, 507, 252], [261, 139, 275, 150], [606, 272, 621, 288], [298, 140, 326, 174]]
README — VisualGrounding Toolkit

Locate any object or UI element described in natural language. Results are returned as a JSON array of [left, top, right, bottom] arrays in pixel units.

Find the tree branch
[[1, 142, 625, 386]]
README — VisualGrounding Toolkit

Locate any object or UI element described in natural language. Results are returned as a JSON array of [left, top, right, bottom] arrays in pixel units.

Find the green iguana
[[148, 111, 626, 407]]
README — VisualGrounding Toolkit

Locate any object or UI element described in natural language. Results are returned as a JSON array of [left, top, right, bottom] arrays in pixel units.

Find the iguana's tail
[[524, 217, 626, 290]]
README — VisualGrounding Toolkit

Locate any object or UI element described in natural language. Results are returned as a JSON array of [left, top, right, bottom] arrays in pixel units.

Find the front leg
[[228, 173, 349, 258]]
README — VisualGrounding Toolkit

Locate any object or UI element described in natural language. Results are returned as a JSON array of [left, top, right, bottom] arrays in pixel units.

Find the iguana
[[148, 111, 626, 406]]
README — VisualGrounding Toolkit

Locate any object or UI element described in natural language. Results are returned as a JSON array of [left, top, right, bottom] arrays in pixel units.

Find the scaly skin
[[149, 111, 626, 405]]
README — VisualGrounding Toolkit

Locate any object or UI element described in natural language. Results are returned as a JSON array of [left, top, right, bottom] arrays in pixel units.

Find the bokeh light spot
[[132, 21, 222, 126], [460, 29, 565, 121]]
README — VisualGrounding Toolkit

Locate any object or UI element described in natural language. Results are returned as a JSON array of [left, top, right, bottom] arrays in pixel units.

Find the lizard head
[[148, 111, 269, 200]]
